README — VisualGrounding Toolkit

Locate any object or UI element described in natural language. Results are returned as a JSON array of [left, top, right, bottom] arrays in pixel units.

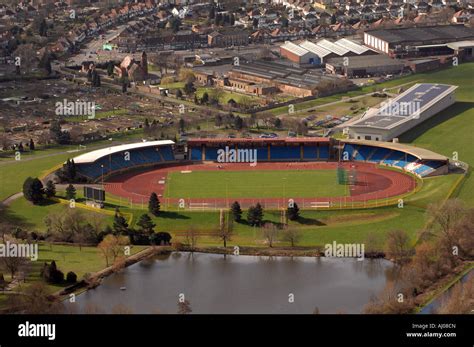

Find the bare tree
[[436, 276, 473, 314], [217, 212, 233, 248], [6, 282, 64, 314], [384, 230, 411, 264], [185, 228, 199, 250], [363, 281, 414, 314], [426, 199, 466, 239], [281, 226, 301, 247], [98, 234, 130, 267], [262, 223, 279, 248]]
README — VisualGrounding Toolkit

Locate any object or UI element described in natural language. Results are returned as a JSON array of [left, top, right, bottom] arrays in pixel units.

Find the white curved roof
[[73, 140, 175, 164]]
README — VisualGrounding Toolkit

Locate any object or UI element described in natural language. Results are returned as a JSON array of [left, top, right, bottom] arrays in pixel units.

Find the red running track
[[104, 161, 417, 209]]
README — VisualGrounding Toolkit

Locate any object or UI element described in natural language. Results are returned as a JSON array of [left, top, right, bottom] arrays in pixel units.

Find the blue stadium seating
[[368, 148, 391, 162], [160, 146, 175, 161], [270, 146, 300, 160], [354, 145, 373, 161], [342, 144, 355, 160], [256, 147, 268, 161], [318, 146, 329, 160], [205, 147, 219, 160], [76, 145, 174, 180], [303, 146, 318, 159], [382, 151, 406, 166], [191, 147, 202, 161]]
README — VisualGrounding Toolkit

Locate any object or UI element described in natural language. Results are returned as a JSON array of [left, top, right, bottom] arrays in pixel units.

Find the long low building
[[281, 38, 374, 66], [364, 25, 474, 57], [325, 55, 405, 77], [224, 60, 345, 97], [345, 83, 458, 141]]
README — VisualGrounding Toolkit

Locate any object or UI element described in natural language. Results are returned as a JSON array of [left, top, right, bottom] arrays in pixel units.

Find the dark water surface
[[74, 252, 394, 314]]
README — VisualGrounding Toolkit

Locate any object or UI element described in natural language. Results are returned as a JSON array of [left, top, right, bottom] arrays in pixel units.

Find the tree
[[44, 180, 56, 198], [183, 81, 196, 95], [92, 70, 101, 87], [6, 282, 64, 314], [38, 52, 52, 75], [136, 214, 156, 236], [148, 192, 160, 216], [185, 228, 199, 250], [282, 227, 301, 247], [178, 118, 186, 133], [65, 184, 76, 200], [41, 261, 64, 284], [176, 89, 183, 98], [436, 276, 473, 314], [274, 118, 282, 128], [29, 138, 35, 150], [107, 61, 115, 76], [150, 232, 172, 246], [262, 223, 278, 248], [23, 177, 44, 204], [209, 6, 215, 20], [234, 115, 244, 130], [0, 240, 28, 278], [247, 203, 264, 227], [49, 121, 70, 144], [66, 271, 77, 283], [113, 208, 129, 235], [58, 158, 77, 182], [217, 213, 233, 248], [230, 201, 242, 222], [385, 230, 411, 264], [98, 234, 130, 267], [39, 18, 47, 37], [201, 92, 209, 104], [287, 202, 300, 221]]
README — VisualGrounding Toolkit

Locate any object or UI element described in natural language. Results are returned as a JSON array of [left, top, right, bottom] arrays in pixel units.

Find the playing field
[[164, 170, 348, 199]]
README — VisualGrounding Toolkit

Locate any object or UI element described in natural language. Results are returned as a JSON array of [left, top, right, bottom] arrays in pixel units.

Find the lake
[[73, 252, 395, 314]]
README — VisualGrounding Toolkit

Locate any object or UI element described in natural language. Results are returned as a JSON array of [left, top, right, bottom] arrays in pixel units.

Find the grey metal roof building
[[345, 83, 458, 141], [325, 55, 404, 77], [364, 25, 474, 54]]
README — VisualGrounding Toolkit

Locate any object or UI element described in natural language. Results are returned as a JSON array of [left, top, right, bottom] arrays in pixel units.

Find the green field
[[165, 170, 347, 199]]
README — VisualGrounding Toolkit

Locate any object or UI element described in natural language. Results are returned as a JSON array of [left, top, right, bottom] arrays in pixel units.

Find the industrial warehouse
[[325, 55, 405, 77], [280, 38, 376, 65], [364, 25, 474, 58], [195, 60, 350, 97], [345, 83, 458, 142]]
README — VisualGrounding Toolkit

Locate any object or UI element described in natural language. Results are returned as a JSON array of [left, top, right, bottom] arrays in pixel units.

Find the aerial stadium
[[67, 135, 452, 211]]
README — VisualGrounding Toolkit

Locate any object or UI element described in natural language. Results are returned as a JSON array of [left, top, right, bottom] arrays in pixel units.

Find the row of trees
[[365, 199, 474, 314], [23, 177, 56, 204]]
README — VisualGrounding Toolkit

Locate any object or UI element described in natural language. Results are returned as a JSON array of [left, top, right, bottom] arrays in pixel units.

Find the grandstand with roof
[[340, 139, 449, 178], [72, 140, 176, 181]]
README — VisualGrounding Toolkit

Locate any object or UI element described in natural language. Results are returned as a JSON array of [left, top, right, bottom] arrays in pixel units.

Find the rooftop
[[280, 41, 311, 57], [349, 83, 458, 130], [326, 55, 405, 69], [73, 140, 175, 164], [343, 139, 448, 161], [366, 25, 474, 45]]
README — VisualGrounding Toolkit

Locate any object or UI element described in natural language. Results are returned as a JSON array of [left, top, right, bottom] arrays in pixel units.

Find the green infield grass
[[164, 170, 348, 199]]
